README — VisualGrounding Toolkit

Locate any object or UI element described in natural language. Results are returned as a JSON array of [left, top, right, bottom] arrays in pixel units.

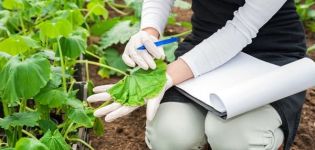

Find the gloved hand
[[87, 74, 173, 122], [122, 31, 165, 70]]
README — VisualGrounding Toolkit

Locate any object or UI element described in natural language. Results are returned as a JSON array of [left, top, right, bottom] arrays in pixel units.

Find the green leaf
[[2, 0, 24, 10], [124, 0, 143, 17], [100, 21, 139, 49], [57, 9, 84, 27], [87, 0, 108, 19], [174, 0, 191, 9], [0, 51, 11, 71], [59, 36, 87, 58], [40, 130, 71, 150], [104, 48, 129, 75], [90, 18, 119, 36], [97, 56, 110, 78], [93, 117, 104, 136], [0, 55, 51, 103], [0, 36, 39, 56], [108, 60, 167, 106], [0, 112, 40, 129], [35, 88, 68, 108], [163, 42, 178, 62], [68, 107, 94, 127], [0, 10, 10, 24], [38, 119, 58, 133], [15, 138, 49, 150], [87, 80, 95, 96], [38, 19, 73, 39]]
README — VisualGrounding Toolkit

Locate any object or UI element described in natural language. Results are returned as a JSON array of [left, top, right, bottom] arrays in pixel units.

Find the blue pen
[[137, 37, 179, 50]]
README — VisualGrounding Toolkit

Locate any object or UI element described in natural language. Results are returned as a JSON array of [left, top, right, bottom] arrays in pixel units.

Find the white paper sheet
[[176, 52, 315, 119], [210, 57, 315, 118]]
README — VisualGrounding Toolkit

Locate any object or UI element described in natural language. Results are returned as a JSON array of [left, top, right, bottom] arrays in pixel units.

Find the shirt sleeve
[[180, 0, 287, 77], [140, 0, 175, 36]]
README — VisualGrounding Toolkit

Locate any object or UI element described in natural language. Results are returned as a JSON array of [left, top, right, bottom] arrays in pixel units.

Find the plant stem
[[57, 38, 68, 92], [85, 61, 90, 81], [164, 29, 192, 38], [19, 99, 26, 112], [107, 2, 129, 16], [67, 137, 95, 150], [76, 60, 128, 76], [68, 79, 76, 93], [2, 102, 10, 117], [85, 51, 100, 60], [19, 15, 26, 34], [22, 130, 37, 139], [63, 122, 74, 138], [129, 67, 141, 74], [108, 2, 129, 9]]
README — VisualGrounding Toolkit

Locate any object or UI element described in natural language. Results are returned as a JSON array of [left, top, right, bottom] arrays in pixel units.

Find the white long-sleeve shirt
[[141, 0, 287, 77]]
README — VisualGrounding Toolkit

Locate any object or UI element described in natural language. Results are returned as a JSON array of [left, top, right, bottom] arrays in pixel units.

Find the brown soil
[[89, 3, 315, 150]]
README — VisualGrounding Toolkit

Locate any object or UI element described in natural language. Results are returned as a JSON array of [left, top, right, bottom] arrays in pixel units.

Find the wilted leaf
[[15, 138, 49, 150], [0, 36, 39, 56], [100, 21, 139, 49], [40, 130, 71, 150], [59, 36, 87, 58], [0, 112, 40, 129], [0, 55, 51, 103], [108, 60, 167, 106]]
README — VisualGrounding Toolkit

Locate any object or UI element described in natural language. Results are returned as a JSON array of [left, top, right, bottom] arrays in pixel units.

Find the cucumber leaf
[[163, 42, 178, 62], [0, 55, 51, 104], [100, 21, 139, 49], [93, 118, 104, 136], [59, 35, 87, 59], [38, 19, 73, 39], [35, 88, 68, 108], [98, 48, 129, 78], [67, 107, 95, 128], [87, 0, 108, 19], [15, 138, 49, 150], [38, 119, 58, 133], [40, 130, 71, 150], [0, 112, 40, 129], [97, 56, 110, 78], [108, 60, 167, 106], [0, 52, 11, 71], [0, 36, 39, 56], [2, 0, 24, 10]]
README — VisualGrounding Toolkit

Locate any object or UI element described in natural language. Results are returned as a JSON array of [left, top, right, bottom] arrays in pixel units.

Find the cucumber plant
[[0, 0, 191, 149]]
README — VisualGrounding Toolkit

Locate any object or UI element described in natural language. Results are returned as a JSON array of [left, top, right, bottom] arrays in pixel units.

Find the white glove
[[122, 31, 165, 70], [87, 74, 173, 122]]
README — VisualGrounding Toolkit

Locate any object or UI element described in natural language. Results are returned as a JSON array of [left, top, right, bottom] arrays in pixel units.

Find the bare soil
[[89, 4, 315, 150]]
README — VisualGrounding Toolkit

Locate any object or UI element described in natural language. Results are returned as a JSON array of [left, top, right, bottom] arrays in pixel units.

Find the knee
[[205, 113, 284, 150], [145, 102, 206, 150]]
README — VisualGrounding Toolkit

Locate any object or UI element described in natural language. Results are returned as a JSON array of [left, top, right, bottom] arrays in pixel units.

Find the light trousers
[[145, 102, 284, 150]]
